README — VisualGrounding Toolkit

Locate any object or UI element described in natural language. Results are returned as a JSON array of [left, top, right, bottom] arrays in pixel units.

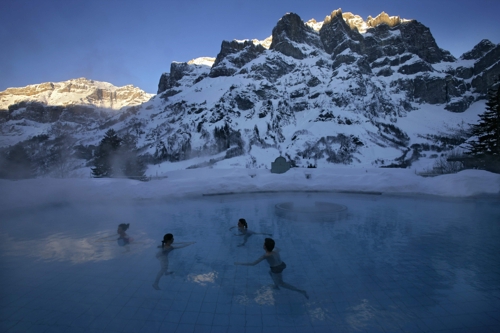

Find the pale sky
[[1, 0, 499, 94]]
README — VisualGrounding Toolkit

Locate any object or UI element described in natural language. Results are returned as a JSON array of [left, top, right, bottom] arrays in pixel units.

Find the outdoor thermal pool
[[1, 192, 499, 333]]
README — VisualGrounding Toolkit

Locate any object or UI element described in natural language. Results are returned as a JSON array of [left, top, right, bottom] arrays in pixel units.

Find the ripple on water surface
[[0, 192, 499, 332]]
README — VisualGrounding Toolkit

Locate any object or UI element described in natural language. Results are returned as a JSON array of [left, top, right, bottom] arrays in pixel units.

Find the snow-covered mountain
[[0, 77, 153, 110], [0, 78, 153, 146], [1, 9, 499, 176]]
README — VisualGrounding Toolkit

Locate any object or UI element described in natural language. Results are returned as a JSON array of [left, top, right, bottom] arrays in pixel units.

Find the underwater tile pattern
[[1, 193, 500, 332]]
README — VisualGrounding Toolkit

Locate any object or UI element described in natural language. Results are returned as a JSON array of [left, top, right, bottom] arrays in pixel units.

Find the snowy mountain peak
[[1, 8, 499, 178], [186, 57, 216, 67], [252, 36, 273, 49], [0, 77, 153, 111], [365, 11, 410, 29], [305, 18, 323, 31], [149, 7, 498, 172], [321, 8, 411, 34]]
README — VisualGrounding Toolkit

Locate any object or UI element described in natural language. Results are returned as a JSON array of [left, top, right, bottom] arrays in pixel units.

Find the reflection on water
[[275, 201, 348, 221], [0, 230, 154, 264], [254, 285, 275, 305], [307, 304, 328, 321], [346, 299, 376, 330], [234, 294, 250, 305], [0, 193, 499, 332], [234, 286, 276, 306], [0, 232, 116, 264], [187, 271, 218, 286]]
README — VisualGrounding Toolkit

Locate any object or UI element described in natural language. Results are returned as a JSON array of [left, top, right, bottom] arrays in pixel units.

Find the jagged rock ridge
[[148, 9, 499, 169], [1, 9, 499, 176], [1, 77, 152, 110]]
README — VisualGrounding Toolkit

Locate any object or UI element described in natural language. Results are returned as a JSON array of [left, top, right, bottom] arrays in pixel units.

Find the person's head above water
[[117, 223, 129, 233], [264, 238, 275, 252], [238, 218, 248, 229], [162, 233, 174, 246]]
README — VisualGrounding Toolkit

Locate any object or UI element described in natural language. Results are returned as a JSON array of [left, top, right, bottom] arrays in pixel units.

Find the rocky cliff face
[[207, 10, 498, 113], [0, 78, 152, 110], [1, 9, 499, 176], [270, 12, 323, 60], [0, 78, 153, 146], [158, 57, 215, 94], [146, 9, 498, 169]]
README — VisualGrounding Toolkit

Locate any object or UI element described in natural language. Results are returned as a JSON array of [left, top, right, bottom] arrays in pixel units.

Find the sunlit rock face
[[0, 78, 153, 147], [147, 8, 499, 168], [319, 9, 454, 64], [1, 8, 499, 176], [158, 58, 216, 94], [310, 8, 460, 112], [320, 9, 365, 55], [0, 78, 153, 111]]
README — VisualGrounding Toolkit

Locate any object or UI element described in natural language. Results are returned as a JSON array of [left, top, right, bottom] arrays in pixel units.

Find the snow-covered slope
[[0, 77, 153, 110], [0, 9, 499, 177], [0, 78, 153, 147], [133, 10, 498, 171]]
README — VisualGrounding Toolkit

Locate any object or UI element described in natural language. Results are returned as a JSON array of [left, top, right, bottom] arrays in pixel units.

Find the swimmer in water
[[229, 218, 272, 247], [116, 223, 132, 249], [235, 238, 308, 299], [152, 233, 195, 290], [96, 223, 133, 251]]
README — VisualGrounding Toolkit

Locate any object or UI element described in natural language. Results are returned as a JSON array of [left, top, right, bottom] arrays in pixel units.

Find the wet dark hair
[[238, 218, 248, 229], [162, 233, 173, 247], [118, 223, 129, 231], [264, 238, 275, 252]]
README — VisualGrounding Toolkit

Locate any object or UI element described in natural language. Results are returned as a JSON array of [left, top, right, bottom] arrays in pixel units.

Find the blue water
[[1, 192, 499, 332]]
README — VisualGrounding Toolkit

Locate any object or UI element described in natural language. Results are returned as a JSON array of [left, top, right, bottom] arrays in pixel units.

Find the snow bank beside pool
[[420, 169, 500, 197], [0, 168, 498, 209]]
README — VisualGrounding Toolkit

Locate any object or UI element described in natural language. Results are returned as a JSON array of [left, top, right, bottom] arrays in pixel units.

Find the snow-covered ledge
[[1, 168, 499, 210]]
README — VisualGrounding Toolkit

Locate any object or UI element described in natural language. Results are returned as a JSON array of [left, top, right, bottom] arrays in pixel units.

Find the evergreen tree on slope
[[119, 133, 147, 180], [467, 81, 500, 159], [91, 129, 122, 178], [91, 129, 146, 179]]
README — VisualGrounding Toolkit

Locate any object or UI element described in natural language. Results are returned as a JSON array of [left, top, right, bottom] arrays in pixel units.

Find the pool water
[[1, 192, 499, 333]]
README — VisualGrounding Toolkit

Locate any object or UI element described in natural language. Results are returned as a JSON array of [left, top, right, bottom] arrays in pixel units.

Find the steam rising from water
[[0, 230, 154, 264]]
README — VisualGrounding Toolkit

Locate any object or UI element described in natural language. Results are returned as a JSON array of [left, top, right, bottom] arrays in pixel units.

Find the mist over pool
[[1, 168, 500, 332]]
